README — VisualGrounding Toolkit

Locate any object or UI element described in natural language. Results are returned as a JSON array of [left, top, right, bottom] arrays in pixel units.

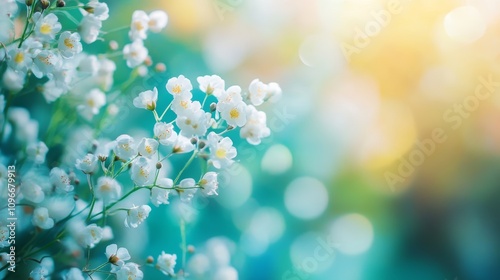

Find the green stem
[[173, 151, 198, 185], [158, 101, 173, 121], [112, 155, 139, 179], [18, 1, 37, 48], [89, 187, 144, 220]]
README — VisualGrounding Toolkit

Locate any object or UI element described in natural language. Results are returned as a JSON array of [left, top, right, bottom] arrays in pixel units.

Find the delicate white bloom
[[1, 0, 17, 17], [78, 88, 106, 120], [0, 227, 9, 248], [79, 15, 102, 44], [217, 100, 248, 127], [95, 139, 113, 160], [129, 10, 149, 40], [166, 75, 193, 97], [102, 225, 114, 241], [207, 132, 237, 169], [130, 156, 155, 186], [154, 122, 177, 146], [133, 87, 158, 111], [137, 138, 159, 158], [248, 79, 269, 106], [123, 39, 148, 68], [75, 153, 98, 174], [82, 0, 109, 21], [77, 54, 99, 75], [116, 262, 143, 280], [105, 244, 131, 267], [95, 176, 122, 203], [34, 12, 62, 41], [176, 106, 212, 137], [267, 82, 282, 102], [32, 207, 55, 229], [31, 50, 62, 78], [41, 79, 65, 103], [137, 65, 148, 77], [81, 224, 103, 248], [113, 134, 136, 160], [7, 48, 32, 73], [49, 167, 74, 192], [2, 68, 25, 92], [240, 105, 270, 145], [172, 134, 195, 154], [217, 85, 243, 104], [96, 56, 116, 90], [0, 15, 14, 44], [29, 266, 50, 280], [58, 31, 83, 58], [63, 267, 85, 280], [148, 10, 168, 32], [21, 179, 45, 203], [171, 95, 196, 116], [199, 172, 218, 196], [125, 205, 151, 228], [197, 75, 225, 97], [151, 178, 173, 207], [178, 178, 198, 203], [26, 141, 48, 164], [156, 252, 177, 276]]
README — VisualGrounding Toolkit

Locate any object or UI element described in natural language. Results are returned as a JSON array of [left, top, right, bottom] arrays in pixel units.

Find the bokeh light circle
[[329, 213, 374, 255], [284, 177, 329, 220], [444, 6, 486, 44]]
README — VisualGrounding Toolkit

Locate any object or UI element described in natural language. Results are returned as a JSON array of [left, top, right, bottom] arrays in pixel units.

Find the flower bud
[[40, 0, 50, 9], [146, 256, 154, 264], [25, 0, 33, 6], [198, 140, 206, 149], [56, 0, 65, 7], [190, 137, 198, 145], [73, 194, 79, 201], [155, 63, 166, 72], [109, 255, 120, 265], [156, 162, 162, 169], [209, 102, 217, 112], [187, 245, 195, 254], [109, 40, 119, 51], [98, 155, 107, 162], [227, 125, 235, 131], [144, 56, 152, 66], [83, 6, 94, 13], [74, 179, 80, 186]]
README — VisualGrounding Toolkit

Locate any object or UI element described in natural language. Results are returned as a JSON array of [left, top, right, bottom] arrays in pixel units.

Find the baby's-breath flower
[[217, 100, 248, 127], [79, 14, 102, 44], [247, 78, 269, 106], [154, 122, 177, 146], [207, 132, 237, 169], [63, 267, 85, 280], [133, 87, 158, 111], [20, 179, 45, 203], [217, 85, 243, 104], [240, 105, 270, 145], [176, 106, 212, 137], [199, 172, 218, 196], [166, 75, 193, 97], [116, 262, 143, 280], [58, 31, 83, 58], [178, 178, 197, 203], [123, 39, 148, 68], [29, 266, 50, 280], [26, 141, 48, 164], [156, 252, 176, 276], [151, 178, 173, 207], [137, 138, 159, 158], [105, 244, 131, 267], [130, 156, 155, 186], [75, 153, 98, 174], [2, 68, 25, 92], [7, 48, 32, 73], [171, 135, 195, 154], [197, 75, 225, 97], [32, 207, 55, 229], [124, 205, 151, 228], [81, 224, 103, 248], [50, 167, 74, 192], [82, 0, 109, 21], [148, 10, 168, 33], [267, 82, 282, 102], [113, 134, 136, 160], [129, 10, 149, 40], [78, 88, 106, 120], [34, 12, 62, 41], [31, 50, 62, 79], [171, 95, 196, 116], [95, 176, 122, 203]]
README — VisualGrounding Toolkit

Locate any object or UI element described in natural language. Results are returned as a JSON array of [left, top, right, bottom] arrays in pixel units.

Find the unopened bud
[[73, 194, 79, 201], [56, 0, 65, 7], [144, 56, 152, 66], [83, 6, 94, 13], [155, 63, 166, 72], [187, 245, 195, 254], [74, 179, 80, 186], [109, 255, 119, 265], [146, 256, 154, 264], [227, 125, 235, 131], [156, 162, 162, 169], [198, 140, 206, 149], [98, 155, 107, 162], [25, 0, 33, 6], [190, 138, 198, 145], [40, 0, 50, 9], [109, 40, 119, 51], [210, 103, 217, 112]]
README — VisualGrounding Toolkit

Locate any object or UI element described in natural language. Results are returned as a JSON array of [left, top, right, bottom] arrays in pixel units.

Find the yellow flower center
[[64, 38, 74, 49], [229, 108, 239, 119], [40, 23, 52, 35], [134, 21, 144, 31], [172, 85, 182, 94], [215, 148, 226, 158], [145, 145, 152, 154], [14, 52, 24, 64]]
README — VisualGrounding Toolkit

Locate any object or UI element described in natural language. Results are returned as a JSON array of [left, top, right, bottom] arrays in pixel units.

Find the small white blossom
[[178, 178, 198, 203], [129, 10, 149, 40], [29, 266, 50, 280], [58, 31, 83, 58], [130, 156, 155, 186], [156, 252, 177, 276], [217, 85, 243, 104], [81, 224, 103, 248], [124, 205, 151, 228], [137, 138, 159, 158], [154, 122, 177, 146], [151, 178, 173, 207], [217, 100, 247, 127], [2, 67, 25, 92], [7, 48, 32, 73], [34, 12, 62, 41], [166, 75, 193, 98], [171, 95, 196, 116], [26, 141, 48, 164], [176, 106, 212, 137], [148, 10, 168, 32], [79, 15, 102, 44], [32, 207, 54, 229], [95, 176, 122, 203], [20, 179, 45, 203], [197, 75, 225, 97], [49, 167, 74, 192], [207, 132, 237, 169], [105, 244, 131, 267], [63, 267, 85, 280], [133, 87, 158, 111], [31, 50, 62, 79], [240, 105, 270, 145], [78, 88, 106, 120], [113, 134, 136, 160], [172, 135, 195, 154], [75, 153, 98, 174], [41, 79, 65, 103], [248, 79, 269, 106], [123, 39, 148, 68], [116, 262, 143, 280], [267, 82, 282, 102], [82, 0, 109, 21], [199, 172, 218, 196]]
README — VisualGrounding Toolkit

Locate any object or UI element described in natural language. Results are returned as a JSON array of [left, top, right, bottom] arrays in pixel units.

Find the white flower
[[1, 0, 17, 17], [105, 244, 131, 267], [129, 10, 149, 40], [29, 266, 50, 280], [75, 153, 98, 174], [240, 105, 270, 145], [156, 252, 177, 276], [58, 31, 83, 58], [130, 157, 155, 186], [267, 82, 282, 102], [79, 14, 102, 44], [63, 267, 85, 280], [217, 85, 243, 104], [116, 262, 143, 280], [217, 100, 247, 127], [26, 141, 48, 164], [81, 224, 103, 248], [176, 106, 212, 137], [148, 10, 168, 33], [199, 172, 218, 196], [95, 176, 122, 203], [171, 95, 196, 117], [151, 178, 173, 207], [113, 134, 136, 160], [0, 15, 14, 45], [7, 48, 32, 73], [172, 134, 195, 154], [49, 167, 73, 192], [166, 75, 193, 97], [178, 178, 198, 203], [32, 207, 54, 229], [77, 54, 99, 75], [21, 179, 45, 203], [133, 87, 158, 111], [123, 39, 148, 68], [78, 88, 106, 120], [125, 205, 151, 228], [197, 75, 225, 97], [34, 12, 62, 41], [154, 122, 177, 146], [247, 79, 270, 106], [31, 50, 62, 78], [2, 67, 25, 92], [82, 0, 109, 21], [137, 138, 159, 158], [207, 132, 237, 169], [41, 80, 65, 103]]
